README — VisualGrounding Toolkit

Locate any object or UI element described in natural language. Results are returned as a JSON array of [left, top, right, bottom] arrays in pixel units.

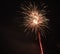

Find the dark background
[[0, 0, 60, 54]]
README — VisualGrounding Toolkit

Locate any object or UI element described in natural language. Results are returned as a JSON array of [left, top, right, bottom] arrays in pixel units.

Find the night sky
[[1, 0, 60, 54]]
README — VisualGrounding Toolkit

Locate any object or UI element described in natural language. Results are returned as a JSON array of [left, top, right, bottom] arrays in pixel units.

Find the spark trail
[[38, 32, 43, 54]]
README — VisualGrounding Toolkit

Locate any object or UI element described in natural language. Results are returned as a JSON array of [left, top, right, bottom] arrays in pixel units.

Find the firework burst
[[21, 1, 49, 54], [21, 2, 49, 33]]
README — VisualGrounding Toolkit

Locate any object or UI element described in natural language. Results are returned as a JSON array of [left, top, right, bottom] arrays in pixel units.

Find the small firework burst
[[21, 2, 49, 33]]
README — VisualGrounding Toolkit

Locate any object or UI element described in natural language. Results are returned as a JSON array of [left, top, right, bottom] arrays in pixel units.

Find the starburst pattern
[[21, 2, 49, 32]]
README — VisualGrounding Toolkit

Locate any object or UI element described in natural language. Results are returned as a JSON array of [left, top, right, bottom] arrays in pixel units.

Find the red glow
[[38, 32, 43, 54]]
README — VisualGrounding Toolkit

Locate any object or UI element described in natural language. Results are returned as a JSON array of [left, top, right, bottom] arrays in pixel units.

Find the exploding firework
[[21, 1, 49, 54], [21, 2, 49, 33]]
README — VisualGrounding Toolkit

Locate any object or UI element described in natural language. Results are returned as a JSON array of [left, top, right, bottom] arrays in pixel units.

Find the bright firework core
[[30, 11, 43, 26], [33, 19, 38, 25]]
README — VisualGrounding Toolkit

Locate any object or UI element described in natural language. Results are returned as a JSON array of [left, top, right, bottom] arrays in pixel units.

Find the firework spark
[[21, 2, 49, 54]]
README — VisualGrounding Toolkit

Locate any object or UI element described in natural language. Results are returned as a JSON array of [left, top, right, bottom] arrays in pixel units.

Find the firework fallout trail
[[38, 32, 43, 54]]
